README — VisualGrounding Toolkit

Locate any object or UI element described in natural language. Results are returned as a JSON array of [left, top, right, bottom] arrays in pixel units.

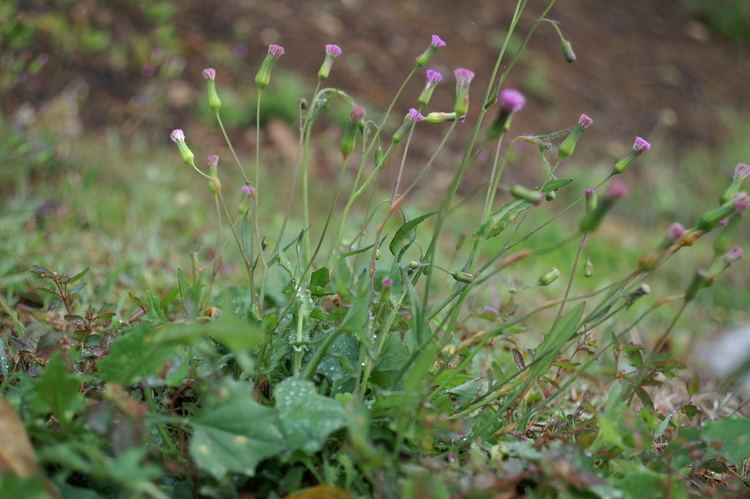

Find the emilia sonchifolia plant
[[165, 7, 750, 496]]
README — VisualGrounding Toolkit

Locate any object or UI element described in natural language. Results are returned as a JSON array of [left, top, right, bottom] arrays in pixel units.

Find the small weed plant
[[2, 2, 750, 498]]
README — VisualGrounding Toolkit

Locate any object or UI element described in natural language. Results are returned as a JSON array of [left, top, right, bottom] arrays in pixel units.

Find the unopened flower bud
[[488, 88, 526, 139], [584, 257, 594, 277], [558, 113, 593, 159], [407, 260, 419, 275], [203, 67, 222, 112], [561, 39, 576, 63], [382, 277, 394, 288], [255, 44, 285, 90], [719, 163, 750, 204], [724, 246, 745, 264], [697, 193, 746, 232], [666, 222, 685, 242], [510, 184, 543, 205], [424, 111, 457, 124], [538, 267, 561, 286], [545, 190, 556, 201], [238, 184, 256, 213], [170, 128, 195, 167], [318, 43, 342, 81], [339, 106, 366, 160], [418, 69, 443, 107], [451, 271, 474, 284], [585, 188, 597, 212], [579, 181, 628, 233], [415, 34, 446, 68], [392, 108, 425, 144], [206, 154, 220, 193], [613, 136, 651, 175], [453, 68, 475, 118]]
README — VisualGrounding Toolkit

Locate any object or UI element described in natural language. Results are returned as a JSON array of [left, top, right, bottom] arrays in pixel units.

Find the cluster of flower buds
[[558, 114, 593, 159], [612, 136, 651, 175], [255, 44, 285, 90], [202, 68, 221, 113], [339, 106, 366, 161], [488, 88, 526, 140], [579, 181, 629, 233], [318, 44, 342, 81], [415, 35, 446, 67]]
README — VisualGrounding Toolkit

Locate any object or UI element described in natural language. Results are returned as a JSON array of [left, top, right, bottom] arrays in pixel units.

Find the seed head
[[426, 69, 443, 84], [267, 44, 285, 59], [578, 113, 593, 128], [170, 129, 186, 143], [633, 136, 651, 153], [431, 34, 446, 48], [666, 222, 685, 241], [202, 67, 216, 81], [207, 154, 219, 168], [325, 44, 342, 57], [607, 180, 629, 199], [499, 89, 526, 113]]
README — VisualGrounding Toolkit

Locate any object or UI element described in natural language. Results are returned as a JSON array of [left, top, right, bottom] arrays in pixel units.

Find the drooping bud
[[424, 111, 457, 124], [538, 267, 561, 286], [719, 163, 750, 204], [510, 184, 543, 205], [453, 68, 475, 118], [392, 108, 425, 144], [558, 113, 593, 159], [170, 129, 195, 167], [339, 106, 366, 161], [255, 44, 285, 90], [415, 34, 446, 68], [488, 88, 526, 139], [418, 69, 444, 108], [202, 67, 222, 113], [579, 181, 629, 233], [317, 43, 342, 81], [561, 39, 576, 63], [612, 136, 651, 175], [584, 257, 594, 277]]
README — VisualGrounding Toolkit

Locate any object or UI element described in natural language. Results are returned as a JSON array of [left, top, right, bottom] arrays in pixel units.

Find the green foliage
[[684, 0, 750, 42]]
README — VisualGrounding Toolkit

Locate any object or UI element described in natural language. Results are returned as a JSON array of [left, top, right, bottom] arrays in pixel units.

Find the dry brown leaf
[[0, 396, 38, 477], [285, 485, 350, 499]]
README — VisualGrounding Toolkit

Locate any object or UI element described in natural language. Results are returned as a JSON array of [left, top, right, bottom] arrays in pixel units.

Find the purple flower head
[[719, 217, 730, 227], [578, 113, 593, 128], [666, 222, 685, 241], [406, 108, 425, 122], [382, 277, 394, 288], [734, 162, 750, 180], [607, 180, 629, 199], [454, 67, 475, 86], [268, 44, 285, 59], [207, 154, 219, 168], [351, 106, 366, 122], [426, 69, 443, 84], [585, 188, 596, 199], [170, 129, 186, 143], [734, 192, 750, 214], [241, 184, 256, 197], [431, 34, 446, 48], [325, 44, 342, 57], [633, 136, 651, 153], [499, 89, 526, 113], [725, 247, 745, 263], [202, 67, 216, 81]]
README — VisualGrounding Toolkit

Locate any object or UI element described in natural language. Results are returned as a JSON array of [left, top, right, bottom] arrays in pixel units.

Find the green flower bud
[[169, 129, 195, 167], [317, 44, 342, 81], [561, 39, 576, 63], [415, 35, 446, 67], [202, 68, 221, 113], [613, 137, 651, 174], [558, 114, 593, 159], [538, 267, 561, 286], [424, 112, 457, 124], [510, 185, 543, 205], [451, 271, 474, 283], [255, 44, 285, 90], [453, 68, 475, 118]]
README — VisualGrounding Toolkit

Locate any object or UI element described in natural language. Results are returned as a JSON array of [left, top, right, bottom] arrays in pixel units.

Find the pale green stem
[[215, 113, 251, 184]]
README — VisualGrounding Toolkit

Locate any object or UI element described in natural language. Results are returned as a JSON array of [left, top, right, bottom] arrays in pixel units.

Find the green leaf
[[190, 380, 286, 479], [152, 307, 264, 352], [338, 291, 371, 334], [701, 417, 750, 464], [540, 178, 573, 193], [97, 325, 187, 387], [0, 474, 49, 499], [274, 378, 347, 453], [32, 352, 85, 426], [389, 212, 437, 258], [370, 335, 410, 389], [338, 243, 375, 259]]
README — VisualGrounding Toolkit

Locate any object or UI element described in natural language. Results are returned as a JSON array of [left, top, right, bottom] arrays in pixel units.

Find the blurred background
[[2, 0, 750, 385]]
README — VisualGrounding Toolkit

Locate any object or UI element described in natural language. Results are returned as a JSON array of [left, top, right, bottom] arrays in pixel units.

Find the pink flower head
[[202, 67, 216, 81], [207, 154, 219, 168], [734, 192, 750, 214], [585, 188, 596, 199], [426, 69, 443, 84], [734, 162, 750, 180], [454, 67, 475, 86], [241, 184, 256, 197], [607, 180, 629, 199], [431, 34, 446, 48], [725, 247, 745, 263], [406, 108, 425, 122], [382, 277, 394, 288], [499, 89, 526, 113], [170, 129, 186, 143], [633, 136, 651, 153], [666, 222, 685, 241], [719, 217, 730, 227], [268, 44, 285, 59], [351, 106, 366, 122], [578, 113, 593, 128], [325, 44, 342, 57]]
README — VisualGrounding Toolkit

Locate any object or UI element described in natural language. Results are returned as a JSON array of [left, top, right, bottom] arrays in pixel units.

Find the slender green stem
[[215, 113, 250, 184], [254, 91, 269, 315], [552, 234, 588, 327], [300, 81, 322, 263]]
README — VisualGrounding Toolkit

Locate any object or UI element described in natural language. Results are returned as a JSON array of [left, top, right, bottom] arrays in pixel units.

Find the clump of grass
[[2, 2, 750, 497]]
